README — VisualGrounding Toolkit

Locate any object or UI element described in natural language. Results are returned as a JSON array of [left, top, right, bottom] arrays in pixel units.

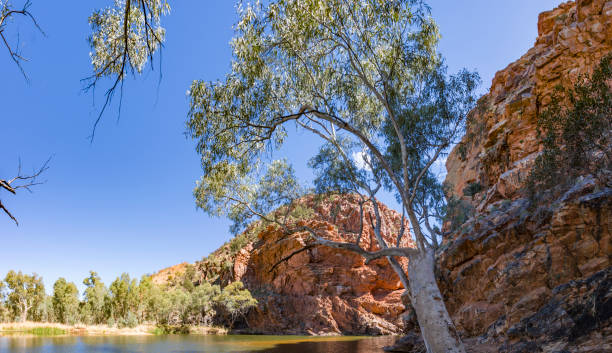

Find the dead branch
[[0, 0, 45, 80], [0, 157, 51, 225]]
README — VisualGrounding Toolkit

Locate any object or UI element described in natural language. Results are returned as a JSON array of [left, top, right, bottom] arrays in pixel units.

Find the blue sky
[[0, 0, 564, 293]]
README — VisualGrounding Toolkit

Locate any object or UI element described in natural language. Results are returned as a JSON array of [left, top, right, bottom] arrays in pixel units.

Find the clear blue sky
[[0, 0, 564, 293]]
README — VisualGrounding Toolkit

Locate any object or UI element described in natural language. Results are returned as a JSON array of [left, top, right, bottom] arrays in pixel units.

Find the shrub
[[106, 317, 116, 327], [215, 281, 257, 328], [527, 54, 612, 201], [462, 182, 483, 200], [445, 196, 475, 232]]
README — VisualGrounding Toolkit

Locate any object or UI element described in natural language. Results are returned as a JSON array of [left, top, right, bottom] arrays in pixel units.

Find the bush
[[527, 54, 612, 201], [106, 317, 116, 328], [215, 281, 257, 328], [118, 311, 139, 328], [462, 182, 483, 199]]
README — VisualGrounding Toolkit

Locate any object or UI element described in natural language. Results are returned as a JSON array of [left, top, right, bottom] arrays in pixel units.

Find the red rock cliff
[[236, 194, 413, 335], [435, 1, 611, 352]]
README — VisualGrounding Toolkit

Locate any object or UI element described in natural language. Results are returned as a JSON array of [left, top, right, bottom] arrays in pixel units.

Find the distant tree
[[108, 273, 139, 322], [82, 271, 110, 324], [0, 281, 8, 323], [187, 1, 478, 351], [163, 288, 190, 325], [31, 295, 54, 322], [187, 282, 220, 326], [52, 278, 80, 325], [180, 264, 197, 292], [135, 275, 155, 322], [3, 270, 45, 322], [215, 281, 257, 328]]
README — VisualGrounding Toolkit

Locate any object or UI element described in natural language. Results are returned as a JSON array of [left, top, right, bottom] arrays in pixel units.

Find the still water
[[0, 335, 397, 353]]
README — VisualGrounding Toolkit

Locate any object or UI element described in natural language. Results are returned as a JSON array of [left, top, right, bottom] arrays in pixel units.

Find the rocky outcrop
[[151, 262, 188, 286], [154, 194, 412, 335], [432, 1, 612, 352]]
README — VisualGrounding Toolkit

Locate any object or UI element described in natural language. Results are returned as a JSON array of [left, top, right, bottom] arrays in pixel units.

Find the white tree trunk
[[20, 301, 29, 323], [407, 248, 465, 353]]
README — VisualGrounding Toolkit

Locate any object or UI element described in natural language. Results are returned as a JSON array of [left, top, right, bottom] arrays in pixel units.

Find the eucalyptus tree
[[82, 271, 110, 324], [52, 278, 79, 325], [108, 273, 140, 322], [3, 270, 45, 322], [0, 281, 7, 322], [187, 1, 478, 351]]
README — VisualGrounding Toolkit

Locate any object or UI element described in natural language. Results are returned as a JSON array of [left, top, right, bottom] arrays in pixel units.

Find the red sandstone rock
[[237, 195, 413, 335], [431, 1, 612, 351]]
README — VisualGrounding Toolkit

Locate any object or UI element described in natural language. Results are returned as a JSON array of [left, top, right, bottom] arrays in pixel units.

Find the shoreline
[[0, 322, 228, 337]]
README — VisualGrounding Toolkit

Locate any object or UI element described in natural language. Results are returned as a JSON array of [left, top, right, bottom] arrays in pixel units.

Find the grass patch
[[25, 327, 66, 336], [150, 324, 190, 335]]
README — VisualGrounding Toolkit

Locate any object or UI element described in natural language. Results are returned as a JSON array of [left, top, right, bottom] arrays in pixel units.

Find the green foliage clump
[[527, 54, 612, 200], [52, 278, 80, 325], [215, 282, 257, 328], [117, 311, 139, 328], [29, 327, 65, 336], [462, 182, 483, 200], [3, 270, 45, 322]]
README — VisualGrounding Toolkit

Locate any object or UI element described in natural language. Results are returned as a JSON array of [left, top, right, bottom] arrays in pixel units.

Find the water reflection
[[0, 335, 396, 353]]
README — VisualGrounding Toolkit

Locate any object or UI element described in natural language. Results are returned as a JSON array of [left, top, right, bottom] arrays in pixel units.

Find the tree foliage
[[187, 0, 478, 257], [86, 0, 170, 137], [81, 271, 110, 324], [0, 269, 257, 329]]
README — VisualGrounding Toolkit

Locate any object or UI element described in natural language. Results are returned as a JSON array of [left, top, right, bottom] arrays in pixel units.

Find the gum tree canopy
[[187, 0, 479, 352]]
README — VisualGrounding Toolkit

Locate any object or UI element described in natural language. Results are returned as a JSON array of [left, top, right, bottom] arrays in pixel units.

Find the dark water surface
[[0, 335, 397, 353]]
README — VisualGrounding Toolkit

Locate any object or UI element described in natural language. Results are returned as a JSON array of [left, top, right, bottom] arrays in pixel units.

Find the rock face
[[237, 195, 411, 335], [151, 262, 188, 286], [435, 1, 612, 351], [446, 0, 612, 206]]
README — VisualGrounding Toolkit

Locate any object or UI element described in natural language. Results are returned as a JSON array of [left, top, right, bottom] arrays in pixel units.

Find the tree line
[[0, 269, 256, 329]]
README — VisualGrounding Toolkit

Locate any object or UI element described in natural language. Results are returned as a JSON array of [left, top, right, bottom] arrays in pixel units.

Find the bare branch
[[0, 0, 45, 80], [0, 157, 51, 225]]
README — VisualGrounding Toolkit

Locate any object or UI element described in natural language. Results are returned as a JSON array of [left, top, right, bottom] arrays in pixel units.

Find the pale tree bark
[[407, 248, 464, 353], [19, 299, 30, 323], [367, 197, 464, 352]]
